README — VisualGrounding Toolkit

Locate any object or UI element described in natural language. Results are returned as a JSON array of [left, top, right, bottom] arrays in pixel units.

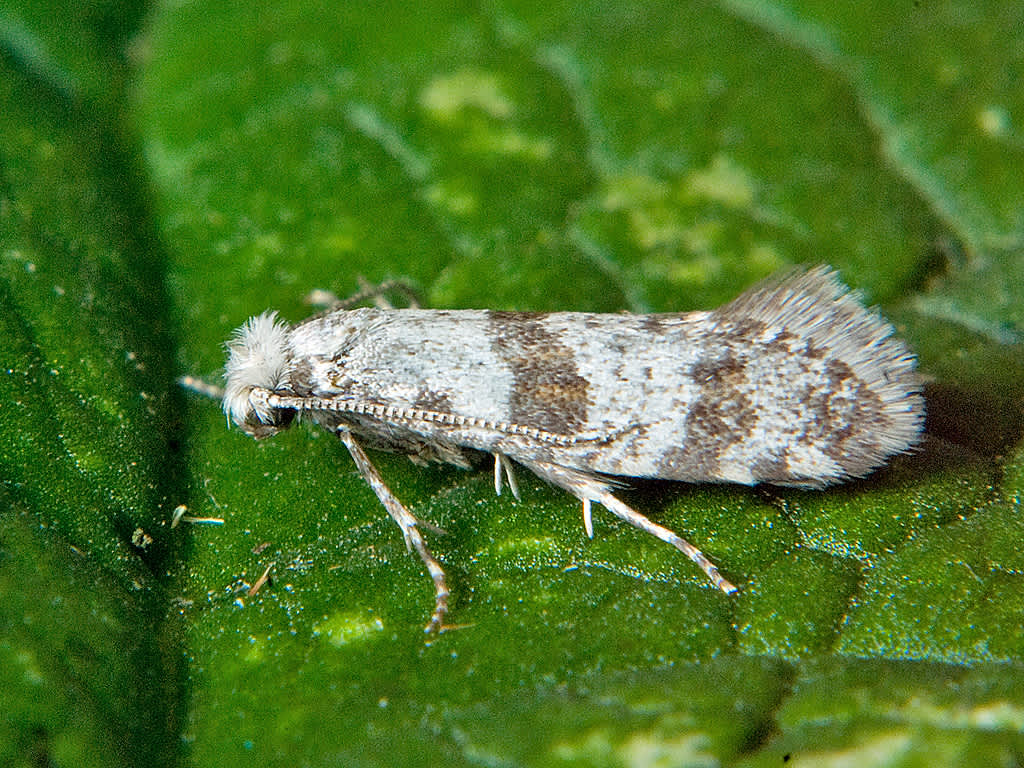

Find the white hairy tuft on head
[[222, 311, 292, 430]]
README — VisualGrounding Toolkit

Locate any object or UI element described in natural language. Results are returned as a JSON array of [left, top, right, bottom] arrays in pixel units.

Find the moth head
[[223, 311, 297, 439]]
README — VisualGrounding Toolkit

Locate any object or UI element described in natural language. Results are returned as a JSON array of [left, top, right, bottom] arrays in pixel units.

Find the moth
[[221, 267, 924, 631]]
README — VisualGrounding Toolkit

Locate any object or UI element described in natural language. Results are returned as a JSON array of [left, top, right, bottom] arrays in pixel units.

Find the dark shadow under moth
[[219, 266, 924, 632]]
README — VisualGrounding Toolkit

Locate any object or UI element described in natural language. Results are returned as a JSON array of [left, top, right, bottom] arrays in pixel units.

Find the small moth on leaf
[[221, 267, 924, 631]]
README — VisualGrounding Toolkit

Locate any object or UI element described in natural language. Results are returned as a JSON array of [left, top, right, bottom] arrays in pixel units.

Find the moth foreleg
[[336, 427, 450, 633], [521, 460, 737, 594]]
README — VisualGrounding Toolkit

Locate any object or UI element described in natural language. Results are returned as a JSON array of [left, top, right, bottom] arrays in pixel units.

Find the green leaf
[[3, 0, 1023, 765], [0, 23, 182, 767]]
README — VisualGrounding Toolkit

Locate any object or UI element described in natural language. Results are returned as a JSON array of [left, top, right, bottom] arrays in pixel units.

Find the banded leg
[[306, 278, 421, 312], [337, 428, 450, 632], [521, 460, 737, 594]]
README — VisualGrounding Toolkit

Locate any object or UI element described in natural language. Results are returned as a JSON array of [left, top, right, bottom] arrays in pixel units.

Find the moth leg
[[178, 375, 226, 400], [305, 279, 421, 312], [582, 499, 594, 539], [596, 491, 737, 594], [303, 288, 342, 308], [336, 428, 450, 633], [521, 460, 737, 594], [356, 275, 419, 310], [492, 453, 520, 499]]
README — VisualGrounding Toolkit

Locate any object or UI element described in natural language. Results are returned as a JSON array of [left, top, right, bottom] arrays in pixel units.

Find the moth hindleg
[[521, 460, 737, 594]]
